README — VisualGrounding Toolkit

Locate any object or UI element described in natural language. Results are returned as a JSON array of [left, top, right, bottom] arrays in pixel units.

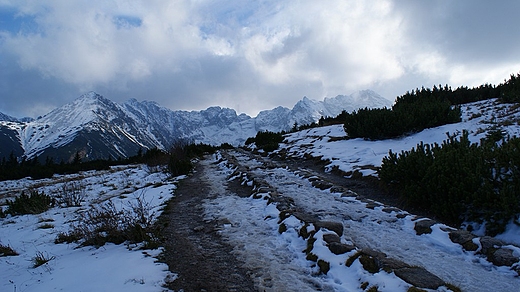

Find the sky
[[0, 0, 519, 118]]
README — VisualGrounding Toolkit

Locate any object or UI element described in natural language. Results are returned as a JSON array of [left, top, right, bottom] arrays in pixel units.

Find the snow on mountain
[[20, 92, 162, 161], [0, 111, 19, 122], [1, 90, 391, 161]]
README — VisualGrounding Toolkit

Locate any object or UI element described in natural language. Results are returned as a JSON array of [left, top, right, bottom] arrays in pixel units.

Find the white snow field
[[0, 164, 179, 292]]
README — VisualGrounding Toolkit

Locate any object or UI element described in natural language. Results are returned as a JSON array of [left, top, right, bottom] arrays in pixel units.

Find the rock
[[365, 201, 381, 210], [488, 248, 519, 267], [312, 180, 333, 190], [322, 233, 341, 244], [394, 267, 445, 289], [316, 221, 344, 236], [328, 242, 356, 255], [449, 230, 476, 244], [382, 207, 400, 213], [330, 186, 346, 193], [414, 219, 436, 235], [448, 230, 478, 251], [379, 257, 410, 271], [341, 190, 358, 197], [479, 236, 503, 255]]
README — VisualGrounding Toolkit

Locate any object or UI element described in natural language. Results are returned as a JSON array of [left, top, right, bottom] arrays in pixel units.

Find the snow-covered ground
[[0, 164, 178, 292], [207, 150, 520, 291]]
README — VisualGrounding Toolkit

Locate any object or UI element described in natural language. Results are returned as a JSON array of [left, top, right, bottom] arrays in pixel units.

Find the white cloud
[[1, 0, 519, 118]]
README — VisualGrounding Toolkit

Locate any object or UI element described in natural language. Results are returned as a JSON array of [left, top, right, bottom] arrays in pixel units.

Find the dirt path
[[157, 160, 256, 292]]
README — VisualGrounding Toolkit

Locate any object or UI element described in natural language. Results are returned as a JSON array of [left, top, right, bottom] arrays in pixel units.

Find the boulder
[[328, 242, 356, 255], [414, 219, 436, 235], [488, 248, 519, 267], [322, 233, 341, 244], [316, 221, 344, 236], [394, 267, 445, 289], [479, 236, 503, 255], [449, 230, 475, 244], [449, 230, 479, 251]]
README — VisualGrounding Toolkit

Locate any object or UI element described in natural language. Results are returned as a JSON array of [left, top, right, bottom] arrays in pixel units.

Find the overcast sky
[[1, 0, 519, 118]]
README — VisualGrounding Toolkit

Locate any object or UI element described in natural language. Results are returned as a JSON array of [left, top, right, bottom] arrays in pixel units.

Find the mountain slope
[[21, 92, 162, 162], [2, 90, 391, 161]]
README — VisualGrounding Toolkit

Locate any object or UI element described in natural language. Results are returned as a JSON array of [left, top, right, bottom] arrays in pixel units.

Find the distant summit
[[0, 90, 390, 162]]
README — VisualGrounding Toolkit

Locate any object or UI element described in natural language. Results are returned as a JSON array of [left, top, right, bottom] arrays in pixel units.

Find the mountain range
[[0, 90, 391, 162]]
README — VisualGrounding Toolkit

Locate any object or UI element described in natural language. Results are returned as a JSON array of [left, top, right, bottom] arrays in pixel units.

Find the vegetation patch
[[32, 251, 55, 268], [57, 196, 161, 248], [379, 131, 520, 235], [5, 190, 54, 216], [246, 131, 284, 152], [0, 244, 18, 257]]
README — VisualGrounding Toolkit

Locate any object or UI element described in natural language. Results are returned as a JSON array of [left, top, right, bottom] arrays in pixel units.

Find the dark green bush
[[379, 131, 520, 235], [247, 131, 285, 152], [344, 88, 461, 140], [6, 190, 54, 216]]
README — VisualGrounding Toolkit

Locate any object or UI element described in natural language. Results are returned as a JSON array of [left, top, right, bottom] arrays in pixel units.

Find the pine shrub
[[6, 190, 54, 216], [248, 131, 285, 152], [379, 131, 520, 235]]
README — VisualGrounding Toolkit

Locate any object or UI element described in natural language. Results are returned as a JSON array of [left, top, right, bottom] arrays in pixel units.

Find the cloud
[[0, 0, 519, 117]]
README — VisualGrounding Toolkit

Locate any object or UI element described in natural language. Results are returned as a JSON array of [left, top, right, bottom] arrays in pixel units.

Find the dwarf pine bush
[[6, 190, 54, 216], [379, 131, 520, 235]]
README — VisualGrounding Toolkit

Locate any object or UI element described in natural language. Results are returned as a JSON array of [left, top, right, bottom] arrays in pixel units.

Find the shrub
[[6, 190, 54, 216], [379, 131, 520, 235], [344, 88, 461, 140], [59, 181, 86, 207], [168, 141, 194, 176], [0, 244, 18, 256], [57, 195, 160, 248], [32, 251, 55, 268], [247, 131, 285, 152]]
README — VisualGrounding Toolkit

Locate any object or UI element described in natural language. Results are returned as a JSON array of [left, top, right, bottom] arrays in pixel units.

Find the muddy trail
[[157, 149, 520, 292], [157, 161, 256, 292]]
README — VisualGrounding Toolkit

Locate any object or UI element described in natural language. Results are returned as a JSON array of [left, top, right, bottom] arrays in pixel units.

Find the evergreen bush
[[6, 190, 54, 216], [248, 131, 285, 152], [344, 88, 461, 140], [379, 131, 520, 235]]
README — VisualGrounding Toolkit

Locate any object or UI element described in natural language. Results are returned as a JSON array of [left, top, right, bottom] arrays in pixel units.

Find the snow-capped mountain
[[0, 111, 19, 122], [0, 90, 391, 162]]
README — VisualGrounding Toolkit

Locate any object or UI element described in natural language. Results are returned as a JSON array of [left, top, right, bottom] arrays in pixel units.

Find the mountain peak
[[81, 91, 103, 99]]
